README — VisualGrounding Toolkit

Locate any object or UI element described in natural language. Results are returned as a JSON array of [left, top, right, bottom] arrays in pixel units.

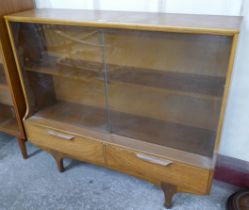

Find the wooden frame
[[0, 0, 34, 159], [5, 9, 241, 208]]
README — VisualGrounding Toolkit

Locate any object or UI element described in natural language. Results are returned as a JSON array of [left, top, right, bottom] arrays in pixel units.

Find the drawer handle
[[48, 130, 74, 140], [136, 153, 173, 166]]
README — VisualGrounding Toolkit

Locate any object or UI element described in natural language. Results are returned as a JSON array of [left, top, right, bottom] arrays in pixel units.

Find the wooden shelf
[[0, 83, 13, 105], [24, 55, 225, 98], [52, 76, 221, 131], [25, 55, 102, 83], [34, 100, 108, 133], [24, 55, 222, 131], [109, 65, 225, 97], [110, 109, 215, 158], [29, 101, 215, 157], [0, 64, 7, 85], [0, 103, 19, 136]]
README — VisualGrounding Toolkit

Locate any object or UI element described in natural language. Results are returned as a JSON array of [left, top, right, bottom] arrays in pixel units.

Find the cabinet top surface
[[5, 9, 242, 35]]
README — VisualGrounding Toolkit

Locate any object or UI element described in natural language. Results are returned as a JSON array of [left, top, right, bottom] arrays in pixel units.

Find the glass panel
[[105, 29, 232, 157], [10, 23, 108, 134], [9, 21, 233, 158]]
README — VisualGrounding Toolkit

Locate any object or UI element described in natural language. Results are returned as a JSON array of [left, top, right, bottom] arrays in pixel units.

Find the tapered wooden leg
[[161, 182, 177, 209], [17, 138, 28, 159], [51, 152, 64, 172]]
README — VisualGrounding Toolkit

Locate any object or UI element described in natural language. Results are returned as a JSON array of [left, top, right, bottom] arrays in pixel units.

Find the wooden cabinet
[[0, 0, 34, 158], [5, 9, 241, 208]]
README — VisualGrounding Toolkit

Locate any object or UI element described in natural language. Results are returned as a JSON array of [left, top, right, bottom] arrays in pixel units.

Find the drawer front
[[106, 145, 211, 194], [25, 123, 105, 165]]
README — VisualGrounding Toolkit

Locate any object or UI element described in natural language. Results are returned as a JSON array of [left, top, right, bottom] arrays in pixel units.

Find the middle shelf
[[24, 68, 222, 132], [24, 55, 226, 98]]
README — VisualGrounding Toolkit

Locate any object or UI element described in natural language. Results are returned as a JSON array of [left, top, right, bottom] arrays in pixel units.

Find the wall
[[219, 0, 249, 162], [35, 0, 242, 15], [35, 0, 249, 162]]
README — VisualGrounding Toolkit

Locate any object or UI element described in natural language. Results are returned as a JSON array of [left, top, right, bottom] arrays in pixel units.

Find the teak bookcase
[[5, 9, 241, 208], [0, 0, 34, 159]]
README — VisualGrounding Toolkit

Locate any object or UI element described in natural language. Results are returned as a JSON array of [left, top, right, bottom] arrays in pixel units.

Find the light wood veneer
[[5, 9, 241, 208]]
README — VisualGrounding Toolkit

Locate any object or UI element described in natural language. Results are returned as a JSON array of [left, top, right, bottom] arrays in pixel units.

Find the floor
[[0, 134, 239, 210]]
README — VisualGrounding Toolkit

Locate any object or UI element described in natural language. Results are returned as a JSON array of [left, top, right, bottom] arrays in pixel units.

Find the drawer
[[25, 122, 105, 165], [106, 145, 211, 194]]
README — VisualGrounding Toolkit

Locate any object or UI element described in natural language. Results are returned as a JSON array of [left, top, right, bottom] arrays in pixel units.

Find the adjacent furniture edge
[[0, 0, 34, 160], [215, 154, 249, 188], [0, 0, 34, 139]]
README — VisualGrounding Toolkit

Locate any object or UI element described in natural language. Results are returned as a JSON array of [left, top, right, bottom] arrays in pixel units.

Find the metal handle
[[48, 130, 74, 140], [136, 153, 173, 166]]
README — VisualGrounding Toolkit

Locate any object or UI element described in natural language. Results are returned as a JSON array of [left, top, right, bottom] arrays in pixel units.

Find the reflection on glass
[[11, 23, 108, 133], [105, 30, 232, 157]]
